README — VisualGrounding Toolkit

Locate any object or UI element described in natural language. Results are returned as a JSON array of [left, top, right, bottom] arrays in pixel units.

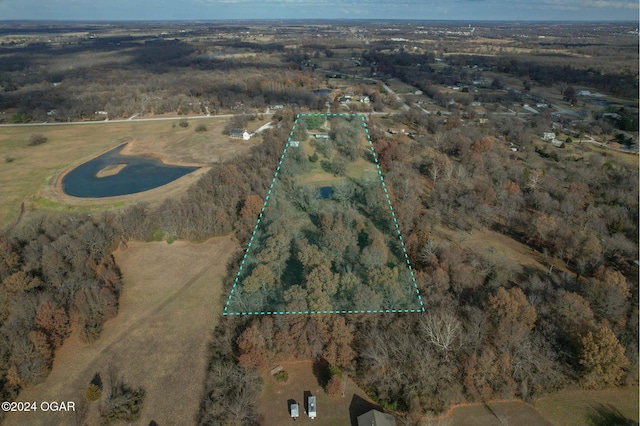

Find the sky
[[0, 0, 638, 22]]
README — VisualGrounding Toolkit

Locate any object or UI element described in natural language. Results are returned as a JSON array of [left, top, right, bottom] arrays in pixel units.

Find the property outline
[[222, 113, 425, 316]]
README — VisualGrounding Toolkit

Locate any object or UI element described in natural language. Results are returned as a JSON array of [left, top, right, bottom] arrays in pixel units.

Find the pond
[[62, 144, 199, 198], [317, 186, 334, 199]]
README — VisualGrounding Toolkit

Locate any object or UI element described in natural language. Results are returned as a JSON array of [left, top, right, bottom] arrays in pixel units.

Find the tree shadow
[[586, 403, 636, 426], [312, 358, 331, 388], [348, 394, 383, 426], [281, 253, 304, 290], [90, 372, 102, 388]]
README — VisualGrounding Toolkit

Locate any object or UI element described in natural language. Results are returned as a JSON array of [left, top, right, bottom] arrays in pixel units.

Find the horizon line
[[0, 18, 638, 24]]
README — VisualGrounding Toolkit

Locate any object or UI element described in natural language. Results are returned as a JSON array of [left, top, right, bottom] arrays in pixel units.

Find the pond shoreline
[[57, 142, 202, 199]]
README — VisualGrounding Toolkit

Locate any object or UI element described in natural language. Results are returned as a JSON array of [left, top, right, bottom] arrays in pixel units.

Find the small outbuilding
[[357, 409, 396, 426]]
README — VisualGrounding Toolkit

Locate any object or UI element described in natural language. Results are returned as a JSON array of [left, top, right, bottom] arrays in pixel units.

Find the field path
[[4, 236, 237, 426]]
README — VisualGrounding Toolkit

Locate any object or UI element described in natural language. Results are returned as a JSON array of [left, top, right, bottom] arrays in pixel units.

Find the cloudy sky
[[0, 0, 638, 21]]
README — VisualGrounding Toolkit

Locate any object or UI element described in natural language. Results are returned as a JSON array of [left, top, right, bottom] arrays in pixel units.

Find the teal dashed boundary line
[[223, 113, 425, 316]]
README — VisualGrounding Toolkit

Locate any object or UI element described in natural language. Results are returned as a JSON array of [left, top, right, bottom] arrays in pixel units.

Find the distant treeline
[[446, 54, 638, 99], [0, 39, 326, 122], [365, 49, 638, 102]]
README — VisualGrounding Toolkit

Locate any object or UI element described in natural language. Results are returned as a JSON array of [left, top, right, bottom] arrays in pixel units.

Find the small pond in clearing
[[317, 186, 334, 199], [62, 144, 199, 198]]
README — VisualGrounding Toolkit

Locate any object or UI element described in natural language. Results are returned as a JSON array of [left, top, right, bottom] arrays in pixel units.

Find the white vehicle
[[308, 395, 316, 420]]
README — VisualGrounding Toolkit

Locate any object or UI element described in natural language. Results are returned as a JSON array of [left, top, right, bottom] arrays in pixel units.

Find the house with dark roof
[[230, 129, 251, 140], [357, 409, 396, 426]]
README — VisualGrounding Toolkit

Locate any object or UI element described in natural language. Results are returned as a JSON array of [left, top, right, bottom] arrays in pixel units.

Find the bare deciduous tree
[[419, 310, 462, 358], [525, 168, 544, 191], [420, 238, 439, 262]]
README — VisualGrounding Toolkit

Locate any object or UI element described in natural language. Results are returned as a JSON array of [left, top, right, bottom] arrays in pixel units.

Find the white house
[[230, 129, 251, 140], [542, 132, 556, 141]]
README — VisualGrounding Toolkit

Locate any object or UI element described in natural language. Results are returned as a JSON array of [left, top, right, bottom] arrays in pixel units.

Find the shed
[[357, 409, 396, 426]]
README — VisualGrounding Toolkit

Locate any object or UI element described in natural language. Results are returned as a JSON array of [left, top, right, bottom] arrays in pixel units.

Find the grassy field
[[256, 360, 381, 426], [447, 400, 553, 426], [435, 227, 555, 274], [3, 236, 237, 425], [297, 139, 377, 187], [534, 387, 639, 426], [0, 116, 268, 231], [296, 121, 377, 187]]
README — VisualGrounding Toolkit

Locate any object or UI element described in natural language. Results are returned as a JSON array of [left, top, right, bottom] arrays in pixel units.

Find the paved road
[[382, 83, 410, 111], [316, 68, 376, 83], [414, 103, 431, 115], [564, 129, 638, 154], [253, 121, 274, 134], [0, 113, 274, 128]]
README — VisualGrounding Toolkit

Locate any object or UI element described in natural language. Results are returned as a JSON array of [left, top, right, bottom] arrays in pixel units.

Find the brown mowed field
[[257, 360, 382, 426], [3, 236, 237, 426], [435, 227, 555, 274], [447, 401, 553, 426], [534, 387, 639, 426]]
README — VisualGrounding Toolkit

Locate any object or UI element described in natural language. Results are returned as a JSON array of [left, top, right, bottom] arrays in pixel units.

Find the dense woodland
[[1, 111, 637, 424], [0, 21, 638, 425], [196, 111, 638, 424], [227, 116, 419, 315], [0, 36, 328, 122], [0, 215, 121, 414]]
